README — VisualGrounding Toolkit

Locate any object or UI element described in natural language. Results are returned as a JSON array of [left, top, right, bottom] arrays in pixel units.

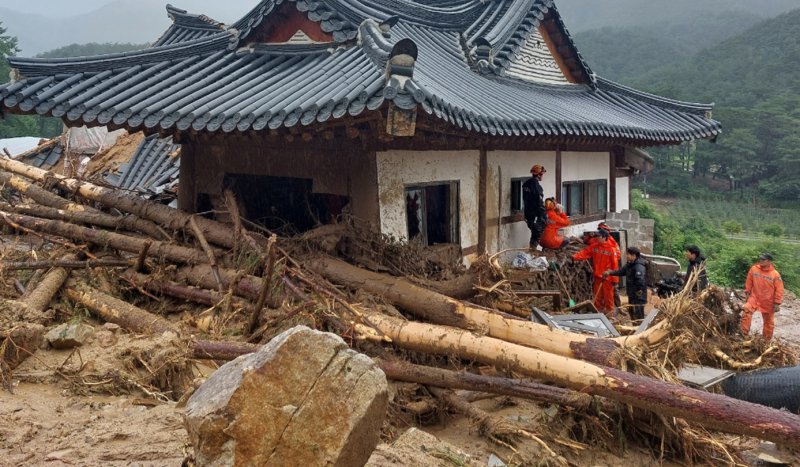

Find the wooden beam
[[477, 147, 487, 255]]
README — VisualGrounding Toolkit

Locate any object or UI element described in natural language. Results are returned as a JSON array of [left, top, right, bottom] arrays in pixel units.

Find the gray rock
[[45, 322, 94, 349], [183, 325, 388, 467]]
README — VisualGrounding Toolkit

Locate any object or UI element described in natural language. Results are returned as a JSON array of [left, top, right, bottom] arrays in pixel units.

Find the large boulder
[[183, 325, 388, 466]]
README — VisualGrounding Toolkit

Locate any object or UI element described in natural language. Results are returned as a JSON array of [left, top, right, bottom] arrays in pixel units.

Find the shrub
[[722, 220, 743, 234], [763, 223, 785, 237]]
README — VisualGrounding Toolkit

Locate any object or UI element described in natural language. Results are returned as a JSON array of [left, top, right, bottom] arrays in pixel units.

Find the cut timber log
[[0, 212, 207, 264], [363, 313, 800, 448], [0, 158, 251, 250], [0, 172, 166, 239], [64, 281, 175, 335], [307, 256, 666, 365]]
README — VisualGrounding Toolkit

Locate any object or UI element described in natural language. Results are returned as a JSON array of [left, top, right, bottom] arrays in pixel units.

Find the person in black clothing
[[684, 245, 709, 292], [522, 164, 547, 249], [604, 246, 648, 321]]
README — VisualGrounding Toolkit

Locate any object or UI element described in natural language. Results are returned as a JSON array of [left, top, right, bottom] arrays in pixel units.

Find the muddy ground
[[2, 292, 799, 466]]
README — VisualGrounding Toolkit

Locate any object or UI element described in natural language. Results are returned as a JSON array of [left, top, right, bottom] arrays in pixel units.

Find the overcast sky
[[1, 0, 256, 22]]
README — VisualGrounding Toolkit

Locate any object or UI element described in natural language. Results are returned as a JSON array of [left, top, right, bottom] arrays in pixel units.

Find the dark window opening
[[405, 182, 459, 246], [223, 174, 348, 234], [561, 180, 607, 217], [510, 177, 528, 213]]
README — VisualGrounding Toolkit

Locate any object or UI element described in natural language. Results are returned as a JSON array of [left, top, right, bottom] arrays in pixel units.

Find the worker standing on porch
[[742, 253, 784, 341], [523, 165, 547, 249], [573, 229, 620, 319]]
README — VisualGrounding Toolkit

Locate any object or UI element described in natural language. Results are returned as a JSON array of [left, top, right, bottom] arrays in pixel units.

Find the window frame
[[404, 181, 461, 246], [561, 179, 608, 219]]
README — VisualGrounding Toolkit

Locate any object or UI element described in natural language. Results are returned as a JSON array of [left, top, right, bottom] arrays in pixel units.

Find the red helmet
[[530, 164, 546, 175]]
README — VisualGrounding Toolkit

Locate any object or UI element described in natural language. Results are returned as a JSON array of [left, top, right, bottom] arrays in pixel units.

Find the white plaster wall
[[562, 151, 610, 185], [487, 151, 556, 251], [616, 176, 630, 212], [376, 150, 479, 248]]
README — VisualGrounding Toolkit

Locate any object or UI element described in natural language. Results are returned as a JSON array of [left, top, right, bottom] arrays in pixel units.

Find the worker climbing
[[742, 253, 784, 341], [603, 246, 648, 321], [522, 165, 547, 250], [540, 198, 570, 250], [572, 229, 620, 320]]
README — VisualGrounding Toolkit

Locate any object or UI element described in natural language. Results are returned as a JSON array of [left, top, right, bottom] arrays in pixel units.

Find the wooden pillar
[[609, 147, 620, 213], [477, 147, 488, 255], [178, 139, 197, 213], [555, 146, 563, 203]]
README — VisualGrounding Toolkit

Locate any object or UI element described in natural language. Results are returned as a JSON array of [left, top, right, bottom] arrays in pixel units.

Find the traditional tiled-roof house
[[1, 0, 720, 257]]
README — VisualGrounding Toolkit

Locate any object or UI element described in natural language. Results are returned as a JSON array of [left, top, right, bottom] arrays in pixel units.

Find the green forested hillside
[[578, 9, 800, 203], [573, 11, 762, 81]]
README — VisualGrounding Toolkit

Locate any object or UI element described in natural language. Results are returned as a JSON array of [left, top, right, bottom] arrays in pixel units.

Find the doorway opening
[[223, 174, 348, 234]]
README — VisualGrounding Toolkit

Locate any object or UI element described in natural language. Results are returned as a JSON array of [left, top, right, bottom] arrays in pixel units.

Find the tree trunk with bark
[[121, 271, 233, 307], [174, 264, 267, 301], [378, 360, 600, 411], [1, 212, 207, 264]]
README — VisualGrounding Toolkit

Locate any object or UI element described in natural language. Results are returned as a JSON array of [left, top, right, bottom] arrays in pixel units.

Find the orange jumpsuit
[[573, 237, 620, 316], [540, 207, 570, 250], [742, 263, 784, 340]]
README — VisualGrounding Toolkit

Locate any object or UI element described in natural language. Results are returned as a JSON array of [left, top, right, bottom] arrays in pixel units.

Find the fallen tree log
[[24, 254, 76, 313], [64, 281, 175, 335], [378, 360, 601, 412], [1, 258, 131, 271], [0, 212, 207, 264], [175, 264, 267, 301], [307, 256, 666, 365], [363, 312, 800, 448], [121, 271, 235, 307], [0, 172, 167, 239], [0, 158, 253, 250]]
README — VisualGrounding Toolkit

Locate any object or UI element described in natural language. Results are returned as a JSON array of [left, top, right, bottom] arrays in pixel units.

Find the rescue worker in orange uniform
[[540, 198, 570, 250], [598, 222, 622, 306], [572, 229, 620, 319], [741, 253, 784, 341]]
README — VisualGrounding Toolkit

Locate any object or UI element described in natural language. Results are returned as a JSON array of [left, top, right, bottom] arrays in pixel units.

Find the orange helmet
[[598, 222, 612, 232], [530, 164, 546, 175]]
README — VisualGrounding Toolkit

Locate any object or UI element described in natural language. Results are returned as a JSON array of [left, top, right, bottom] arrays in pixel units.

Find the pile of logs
[[1, 155, 799, 464]]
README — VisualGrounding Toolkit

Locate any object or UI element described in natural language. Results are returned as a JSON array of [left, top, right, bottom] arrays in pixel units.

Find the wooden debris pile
[[0, 155, 799, 465]]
